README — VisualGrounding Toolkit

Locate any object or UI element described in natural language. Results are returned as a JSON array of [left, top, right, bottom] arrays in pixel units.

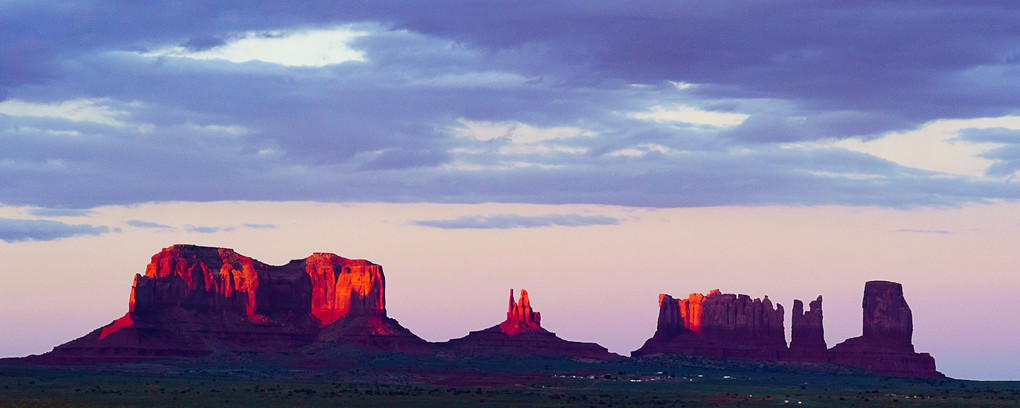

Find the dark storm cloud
[[0, 218, 110, 242], [1, 1, 1018, 210], [411, 213, 621, 230]]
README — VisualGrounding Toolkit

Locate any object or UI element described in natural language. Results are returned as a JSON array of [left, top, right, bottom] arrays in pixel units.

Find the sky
[[1, 1, 1019, 380]]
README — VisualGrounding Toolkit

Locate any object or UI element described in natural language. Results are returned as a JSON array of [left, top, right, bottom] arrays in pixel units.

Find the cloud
[[836, 117, 1020, 178], [185, 225, 235, 234], [26, 208, 94, 217], [143, 26, 366, 67], [244, 223, 276, 229], [1, 2, 1019, 210], [893, 229, 954, 235], [0, 218, 110, 243], [0, 99, 130, 127], [955, 126, 1020, 178], [411, 213, 621, 230], [956, 127, 1020, 145], [125, 220, 172, 229]]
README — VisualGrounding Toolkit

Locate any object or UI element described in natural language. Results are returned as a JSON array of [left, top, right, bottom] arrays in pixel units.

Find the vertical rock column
[[828, 280, 943, 378], [790, 295, 826, 361]]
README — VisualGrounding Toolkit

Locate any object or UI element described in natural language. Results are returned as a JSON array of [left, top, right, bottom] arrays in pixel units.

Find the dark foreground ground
[[2, 352, 1018, 407]]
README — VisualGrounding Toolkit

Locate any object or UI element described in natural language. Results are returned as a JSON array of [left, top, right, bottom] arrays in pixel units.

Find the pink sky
[[1, 201, 1017, 380]]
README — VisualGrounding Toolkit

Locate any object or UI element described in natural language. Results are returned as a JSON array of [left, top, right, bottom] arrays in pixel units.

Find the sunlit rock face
[[36, 244, 425, 363], [131, 245, 306, 321], [303, 253, 386, 324], [499, 289, 542, 335], [790, 296, 827, 361], [440, 289, 619, 360], [829, 281, 943, 378], [632, 290, 789, 360]]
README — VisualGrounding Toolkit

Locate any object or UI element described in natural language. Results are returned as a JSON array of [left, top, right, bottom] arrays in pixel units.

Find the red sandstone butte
[[440, 289, 619, 360], [828, 281, 943, 378], [632, 290, 789, 360], [32, 244, 426, 364]]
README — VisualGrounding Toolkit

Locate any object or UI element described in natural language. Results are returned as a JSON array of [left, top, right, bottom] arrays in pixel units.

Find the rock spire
[[500, 289, 542, 335], [828, 281, 942, 378]]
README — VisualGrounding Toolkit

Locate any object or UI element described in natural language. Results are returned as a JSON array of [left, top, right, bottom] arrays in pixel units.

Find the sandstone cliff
[[632, 290, 788, 360], [39, 244, 426, 363], [440, 289, 619, 360]]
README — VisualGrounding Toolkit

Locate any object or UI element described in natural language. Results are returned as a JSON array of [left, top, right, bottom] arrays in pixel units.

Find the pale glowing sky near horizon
[[2, 1, 1020, 381]]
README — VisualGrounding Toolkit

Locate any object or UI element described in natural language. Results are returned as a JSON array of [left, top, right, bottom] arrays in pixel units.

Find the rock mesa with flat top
[[35, 244, 426, 363]]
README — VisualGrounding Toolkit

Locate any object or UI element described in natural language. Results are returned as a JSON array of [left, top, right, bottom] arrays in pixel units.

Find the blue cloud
[[0, 218, 110, 242], [955, 128, 1020, 178], [1, 2, 1019, 209], [125, 220, 172, 229], [893, 229, 954, 235], [956, 128, 1020, 145], [185, 226, 235, 234], [243, 223, 276, 229], [411, 214, 621, 230], [26, 208, 94, 217]]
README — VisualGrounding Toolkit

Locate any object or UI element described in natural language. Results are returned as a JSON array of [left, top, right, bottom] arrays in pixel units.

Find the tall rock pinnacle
[[500, 289, 542, 335], [861, 281, 913, 345], [790, 295, 826, 361], [828, 280, 942, 378]]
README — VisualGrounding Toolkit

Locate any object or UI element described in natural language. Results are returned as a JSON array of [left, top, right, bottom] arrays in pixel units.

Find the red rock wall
[[303, 253, 386, 325], [130, 245, 268, 318]]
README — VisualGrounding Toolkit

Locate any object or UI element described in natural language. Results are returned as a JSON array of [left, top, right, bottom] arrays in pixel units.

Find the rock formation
[[790, 296, 826, 361], [632, 290, 788, 360], [36, 244, 426, 363], [634, 282, 942, 378], [499, 289, 542, 335], [829, 281, 942, 378], [440, 289, 619, 360]]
